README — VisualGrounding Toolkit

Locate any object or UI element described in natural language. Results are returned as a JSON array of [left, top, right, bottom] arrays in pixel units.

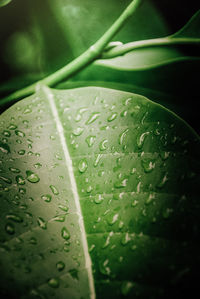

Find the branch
[[101, 37, 200, 59], [1, 0, 143, 107]]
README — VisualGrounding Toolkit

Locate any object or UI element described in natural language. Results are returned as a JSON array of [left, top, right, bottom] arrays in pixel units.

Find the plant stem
[[1, 0, 143, 107], [101, 37, 200, 58]]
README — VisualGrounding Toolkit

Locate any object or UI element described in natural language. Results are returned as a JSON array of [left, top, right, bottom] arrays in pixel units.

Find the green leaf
[[96, 10, 200, 70], [0, 86, 199, 298], [0, 0, 11, 8]]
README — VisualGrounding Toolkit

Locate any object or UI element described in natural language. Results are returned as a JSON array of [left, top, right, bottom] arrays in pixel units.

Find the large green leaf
[[0, 86, 199, 298]]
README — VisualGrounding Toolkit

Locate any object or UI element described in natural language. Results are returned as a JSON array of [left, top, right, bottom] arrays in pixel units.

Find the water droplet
[[50, 185, 59, 195], [0, 176, 12, 184], [56, 261, 65, 271], [89, 244, 95, 252], [58, 205, 69, 212], [9, 167, 20, 173], [94, 154, 103, 167], [85, 135, 96, 147], [8, 124, 17, 130], [114, 178, 128, 188], [119, 129, 129, 145], [41, 194, 52, 203], [52, 215, 66, 222], [3, 130, 11, 137], [34, 163, 42, 169], [145, 193, 155, 205], [72, 127, 84, 136], [131, 200, 138, 207], [18, 150, 25, 155], [5, 223, 15, 234], [48, 278, 59, 288], [94, 194, 104, 204], [19, 187, 26, 194], [6, 214, 23, 223], [86, 112, 100, 124], [78, 159, 88, 173], [157, 173, 168, 188], [141, 158, 155, 173], [23, 108, 32, 114], [121, 281, 134, 295], [37, 217, 47, 229], [26, 171, 40, 183], [29, 237, 37, 245], [107, 213, 119, 225], [99, 259, 111, 276], [0, 142, 10, 154], [61, 227, 70, 240], [102, 231, 113, 248], [107, 112, 117, 122], [99, 139, 108, 151], [15, 130, 25, 137], [137, 131, 150, 149], [121, 233, 131, 246], [16, 175, 25, 185], [160, 151, 170, 160]]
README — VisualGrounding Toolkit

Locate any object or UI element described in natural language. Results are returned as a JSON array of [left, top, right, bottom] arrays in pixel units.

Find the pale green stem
[[101, 37, 200, 58], [1, 0, 143, 107]]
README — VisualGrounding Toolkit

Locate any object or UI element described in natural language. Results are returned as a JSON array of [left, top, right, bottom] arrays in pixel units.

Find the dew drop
[[93, 154, 103, 167], [5, 223, 15, 235], [48, 278, 59, 288], [99, 259, 111, 276], [15, 130, 25, 137], [107, 112, 117, 122], [61, 227, 70, 240], [102, 231, 113, 249], [86, 112, 100, 124], [137, 131, 150, 149], [34, 163, 42, 169], [9, 167, 20, 173], [145, 193, 155, 205], [56, 261, 65, 271], [26, 171, 40, 183], [114, 178, 128, 189], [85, 135, 96, 147], [107, 213, 119, 225], [50, 185, 59, 195], [37, 217, 47, 230], [157, 173, 168, 188], [18, 150, 25, 155], [0, 176, 12, 184], [16, 175, 25, 185], [41, 194, 52, 203], [121, 232, 131, 246], [8, 124, 17, 130], [72, 127, 84, 136], [0, 142, 10, 154], [99, 139, 108, 151], [3, 130, 11, 137], [6, 214, 23, 223], [69, 268, 79, 280], [52, 214, 66, 222], [119, 129, 129, 145], [141, 159, 155, 173], [94, 194, 104, 204], [29, 237, 37, 245], [78, 159, 88, 173]]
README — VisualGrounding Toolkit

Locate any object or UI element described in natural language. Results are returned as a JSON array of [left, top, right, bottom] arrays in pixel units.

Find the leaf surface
[[0, 86, 200, 298]]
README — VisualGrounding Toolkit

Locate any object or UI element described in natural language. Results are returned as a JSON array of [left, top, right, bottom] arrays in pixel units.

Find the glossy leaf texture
[[96, 10, 200, 70], [0, 0, 11, 7], [0, 86, 200, 298]]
